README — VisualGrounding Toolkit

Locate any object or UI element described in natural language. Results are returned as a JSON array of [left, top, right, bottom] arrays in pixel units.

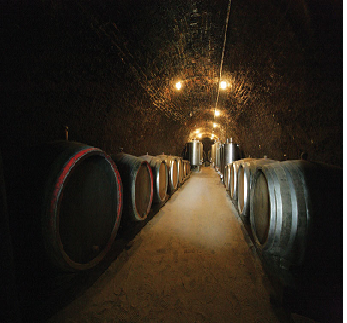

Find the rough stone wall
[[1, 0, 342, 170], [221, 0, 342, 165], [1, 0, 191, 169]]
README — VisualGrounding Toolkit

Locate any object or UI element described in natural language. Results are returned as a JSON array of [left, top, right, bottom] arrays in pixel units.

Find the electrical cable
[[214, 0, 232, 115]]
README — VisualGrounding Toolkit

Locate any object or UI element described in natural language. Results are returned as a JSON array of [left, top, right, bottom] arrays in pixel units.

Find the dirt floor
[[47, 167, 298, 323]]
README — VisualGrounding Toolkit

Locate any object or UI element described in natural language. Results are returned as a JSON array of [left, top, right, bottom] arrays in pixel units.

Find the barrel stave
[[140, 155, 168, 205], [157, 155, 178, 194], [113, 153, 153, 221], [175, 156, 184, 186]]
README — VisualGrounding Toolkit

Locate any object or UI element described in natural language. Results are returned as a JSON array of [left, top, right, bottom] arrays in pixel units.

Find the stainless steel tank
[[223, 138, 241, 184], [224, 138, 241, 166], [186, 140, 202, 167], [199, 142, 203, 163], [215, 142, 222, 170], [220, 143, 225, 178]]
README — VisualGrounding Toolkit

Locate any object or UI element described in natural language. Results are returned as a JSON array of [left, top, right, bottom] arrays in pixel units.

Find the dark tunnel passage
[[0, 0, 343, 322], [1, 0, 342, 167]]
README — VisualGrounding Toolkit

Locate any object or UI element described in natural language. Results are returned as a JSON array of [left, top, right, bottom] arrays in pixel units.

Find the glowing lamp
[[220, 81, 227, 89], [176, 81, 182, 90]]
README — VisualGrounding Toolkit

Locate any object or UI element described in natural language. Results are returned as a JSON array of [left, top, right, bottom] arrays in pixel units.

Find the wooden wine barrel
[[183, 160, 190, 180], [140, 155, 168, 205], [223, 164, 227, 187], [237, 158, 276, 223], [230, 158, 259, 202], [157, 155, 178, 195], [183, 160, 187, 180], [250, 160, 343, 271], [230, 160, 243, 201], [113, 153, 153, 221], [186, 160, 191, 176], [225, 163, 232, 192], [175, 156, 185, 186], [8, 141, 123, 272], [250, 160, 343, 321]]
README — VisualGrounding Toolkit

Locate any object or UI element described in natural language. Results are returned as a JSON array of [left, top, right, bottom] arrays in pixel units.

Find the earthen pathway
[[49, 167, 285, 323]]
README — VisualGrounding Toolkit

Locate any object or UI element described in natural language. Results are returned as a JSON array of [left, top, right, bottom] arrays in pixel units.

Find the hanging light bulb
[[220, 81, 227, 89], [215, 110, 220, 117], [176, 81, 182, 90]]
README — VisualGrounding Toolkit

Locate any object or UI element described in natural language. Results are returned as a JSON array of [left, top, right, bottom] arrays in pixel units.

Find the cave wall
[[220, 0, 342, 165], [1, 0, 193, 167], [1, 0, 343, 170], [0, 3, 342, 321]]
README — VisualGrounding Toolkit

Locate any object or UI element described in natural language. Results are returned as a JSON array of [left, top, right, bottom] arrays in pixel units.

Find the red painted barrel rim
[[49, 148, 122, 270]]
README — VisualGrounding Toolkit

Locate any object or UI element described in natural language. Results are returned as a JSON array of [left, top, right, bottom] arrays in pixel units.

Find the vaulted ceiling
[[1, 0, 343, 166]]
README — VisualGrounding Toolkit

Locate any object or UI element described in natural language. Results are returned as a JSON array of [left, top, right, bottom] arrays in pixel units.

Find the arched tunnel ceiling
[[1, 0, 343, 166], [101, 0, 229, 114], [90, 0, 343, 160]]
